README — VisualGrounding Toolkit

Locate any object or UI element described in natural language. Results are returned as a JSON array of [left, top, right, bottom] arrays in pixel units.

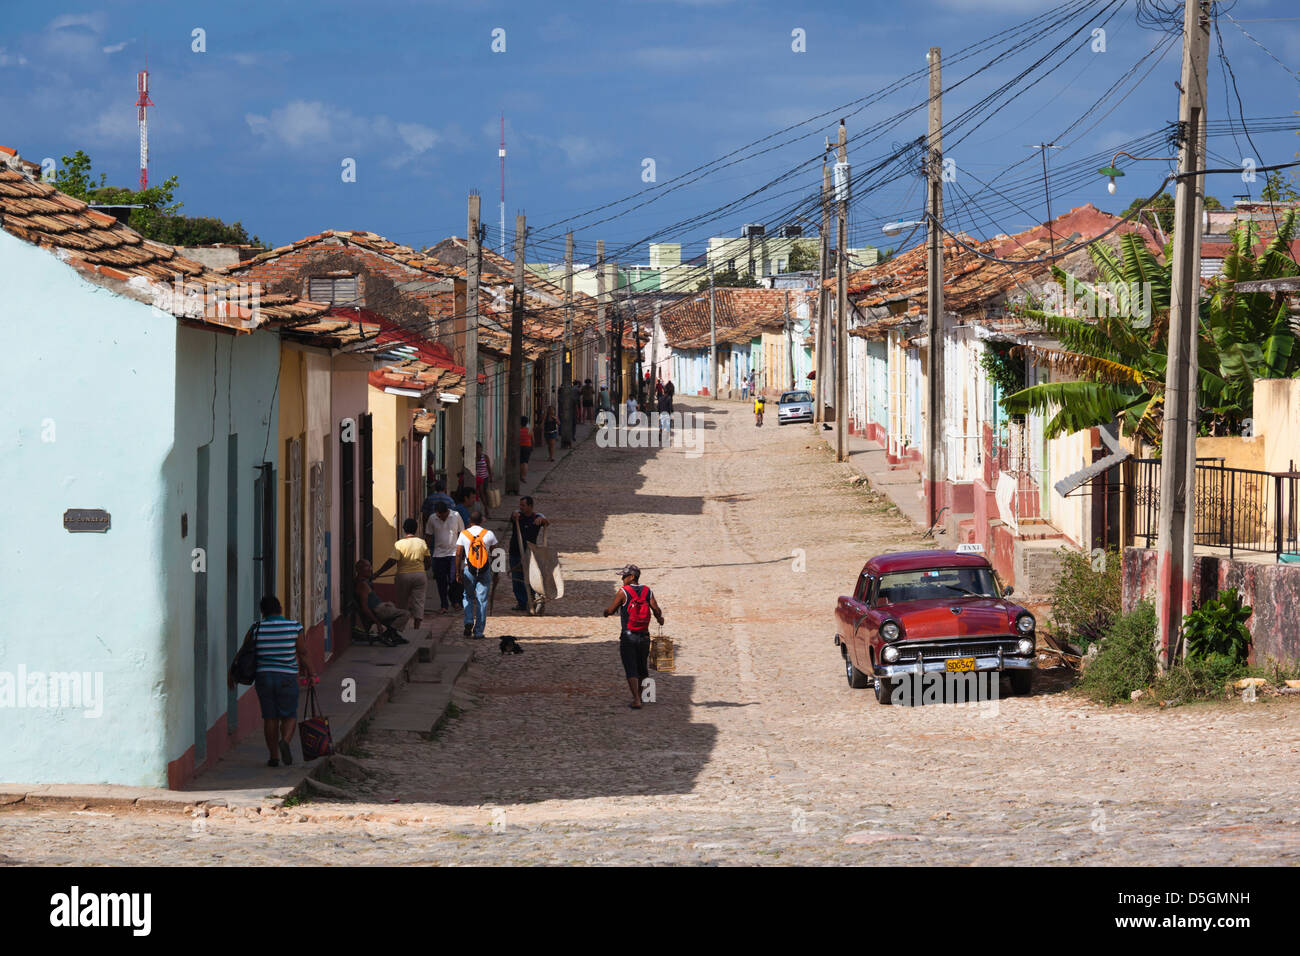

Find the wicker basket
[[649, 634, 675, 672]]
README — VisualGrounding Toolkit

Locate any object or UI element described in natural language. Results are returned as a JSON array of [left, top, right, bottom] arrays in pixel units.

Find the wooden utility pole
[[925, 47, 945, 527], [561, 232, 574, 447], [835, 119, 849, 462], [650, 299, 661, 404], [815, 147, 831, 424], [505, 212, 526, 495], [708, 264, 717, 398], [785, 289, 794, 388], [1155, 0, 1212, 668], [596, 240, 606, 395], [464, 193, 481, 485]]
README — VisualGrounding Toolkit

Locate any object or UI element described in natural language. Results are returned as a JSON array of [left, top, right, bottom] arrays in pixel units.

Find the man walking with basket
[[602, 564, 664, 709]]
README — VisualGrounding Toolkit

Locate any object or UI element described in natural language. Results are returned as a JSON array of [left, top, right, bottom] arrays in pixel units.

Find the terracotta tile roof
[[369, 357, 466, 399], [0, 165, 328, 331], [660, 287, 811, 349], [842, 204, 1163, 340], [236, 229, 465, 281]]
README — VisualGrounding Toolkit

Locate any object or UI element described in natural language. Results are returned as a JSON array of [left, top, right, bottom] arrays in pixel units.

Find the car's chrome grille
[[894, 639, 1018, 662]]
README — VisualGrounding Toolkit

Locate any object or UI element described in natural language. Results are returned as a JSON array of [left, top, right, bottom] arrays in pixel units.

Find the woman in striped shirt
[[229, 595, 312, 767], [475, 440, 493, 518]]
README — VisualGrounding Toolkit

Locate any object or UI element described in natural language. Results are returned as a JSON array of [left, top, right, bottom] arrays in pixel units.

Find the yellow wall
[[1254, 379, 1300, 475], [1195, 435, 1267, 471], [368, 385, 401, 564]]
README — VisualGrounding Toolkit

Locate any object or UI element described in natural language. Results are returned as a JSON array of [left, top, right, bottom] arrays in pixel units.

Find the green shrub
[[1076, 602, 1158, 704], [1181, 588, 1252, 663], [1151, 652, 1247, 705], [1050, 547, 1123, 647]]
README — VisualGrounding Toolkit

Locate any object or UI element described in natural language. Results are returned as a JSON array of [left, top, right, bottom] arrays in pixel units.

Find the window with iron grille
[[307, 275, 359, 305]]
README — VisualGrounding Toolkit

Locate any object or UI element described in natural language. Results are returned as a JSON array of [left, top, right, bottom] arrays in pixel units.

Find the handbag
[[231, 642, 257, 686], [298, 685, 333, 761], [485, 481, 503, 509]]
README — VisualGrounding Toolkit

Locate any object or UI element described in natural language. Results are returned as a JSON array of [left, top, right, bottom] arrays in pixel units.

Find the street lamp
[[1097, 151, 1176, 195], [882, 219, 925, 236]]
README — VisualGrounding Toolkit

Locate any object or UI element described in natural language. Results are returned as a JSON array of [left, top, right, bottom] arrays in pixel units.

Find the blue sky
[[2, 0, 1296, 266]]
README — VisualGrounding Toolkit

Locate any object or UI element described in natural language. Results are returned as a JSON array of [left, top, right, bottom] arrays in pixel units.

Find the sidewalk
[[821, 427, 929, 530], [0, 421, 599, 814]]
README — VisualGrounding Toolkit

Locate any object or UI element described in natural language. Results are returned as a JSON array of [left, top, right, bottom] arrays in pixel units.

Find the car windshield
[[876, 566, 999, 604], [781, 391, 811, 403]]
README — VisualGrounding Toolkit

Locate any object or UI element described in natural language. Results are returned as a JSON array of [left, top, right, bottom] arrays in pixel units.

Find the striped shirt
[[476, 454, 489, 480], [254, 616, 302, 675]]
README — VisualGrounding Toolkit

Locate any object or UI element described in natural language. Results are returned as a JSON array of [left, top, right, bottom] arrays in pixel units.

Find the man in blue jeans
[[509, 496, 549, 611], [455, 509, 499, 639], [228, 595, 312, 767]]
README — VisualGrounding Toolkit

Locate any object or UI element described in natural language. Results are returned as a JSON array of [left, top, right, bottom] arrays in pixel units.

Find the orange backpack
[[465, 529, 490, 570]]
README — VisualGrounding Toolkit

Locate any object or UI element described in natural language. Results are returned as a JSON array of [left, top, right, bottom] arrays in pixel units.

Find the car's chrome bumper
[[875, 655, 1035, 678]]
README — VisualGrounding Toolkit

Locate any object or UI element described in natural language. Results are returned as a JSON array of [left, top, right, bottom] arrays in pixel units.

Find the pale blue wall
[[0, 230, 281, 787], [868, 340, 888, 428], [164, 323, 281, 776], [0, 229, 176, 786]]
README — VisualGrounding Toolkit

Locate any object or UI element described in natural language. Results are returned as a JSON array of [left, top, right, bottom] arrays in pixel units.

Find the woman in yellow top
[[375, 518, 432, 630], [754, 395, 765, 427]]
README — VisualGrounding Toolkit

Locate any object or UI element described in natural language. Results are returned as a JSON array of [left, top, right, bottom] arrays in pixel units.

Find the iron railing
[[1130, 458, 1300, 557]]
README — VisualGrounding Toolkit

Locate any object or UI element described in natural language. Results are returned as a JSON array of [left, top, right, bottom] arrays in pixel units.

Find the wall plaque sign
[[63, 509, 111, 533]]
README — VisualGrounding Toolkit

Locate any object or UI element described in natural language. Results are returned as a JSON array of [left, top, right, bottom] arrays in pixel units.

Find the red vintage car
[[834, 547, 1036, 704]]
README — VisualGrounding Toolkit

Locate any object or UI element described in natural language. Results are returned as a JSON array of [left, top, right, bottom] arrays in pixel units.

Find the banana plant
[[1002, 216, 1299, 443]]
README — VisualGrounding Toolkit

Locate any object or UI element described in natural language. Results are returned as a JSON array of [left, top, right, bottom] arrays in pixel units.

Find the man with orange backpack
[[455, 509, 499, 639], [602, 564, 665, 709]]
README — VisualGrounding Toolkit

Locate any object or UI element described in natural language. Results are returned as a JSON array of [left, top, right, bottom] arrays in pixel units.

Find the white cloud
[[0, 48, 28, 67], [102, 41, 129, 54], [245, 100, 447, 169], [246, 100, 334, 149]]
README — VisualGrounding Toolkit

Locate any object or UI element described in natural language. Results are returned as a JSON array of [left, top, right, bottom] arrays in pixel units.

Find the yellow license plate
[[945, 657, 976, 672]]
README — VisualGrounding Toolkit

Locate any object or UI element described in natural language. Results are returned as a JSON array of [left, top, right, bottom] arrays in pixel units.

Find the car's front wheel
[[874, 676, 894, 705], [1008, 670, 1034, 696], [845, 656, 872, 688]]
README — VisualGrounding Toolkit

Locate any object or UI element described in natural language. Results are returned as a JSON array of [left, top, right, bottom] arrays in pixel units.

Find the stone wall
[[1122, 547, 1300, 666]]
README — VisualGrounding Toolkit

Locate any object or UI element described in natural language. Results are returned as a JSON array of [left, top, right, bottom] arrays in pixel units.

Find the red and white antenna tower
[[498, 114, 506, 256], [136, 66, 153, 191]]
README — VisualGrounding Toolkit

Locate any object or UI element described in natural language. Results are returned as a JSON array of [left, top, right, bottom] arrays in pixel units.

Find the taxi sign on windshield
[[955, 543, 985, 554]]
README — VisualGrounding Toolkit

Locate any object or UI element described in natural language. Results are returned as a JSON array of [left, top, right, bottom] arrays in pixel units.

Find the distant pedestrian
[[456, 509, 499, 639], [602, 564, 664, 709], [741, 373, 750, 401], [374, 518, 430, 630], [581, 379, 595, 423], [519, 414, 534, 481], [475, 441, 493, 517], [509, 496, 550, 612], [228, 595, 312, 767], [425, 500, 464, 614], [420, 478, 455, 522], [754, 394, 765, 427], [664, 379, 675, 401], [625, 394, 638, 426], [599, 384, 612, 413], [543, 405, 559, 460]]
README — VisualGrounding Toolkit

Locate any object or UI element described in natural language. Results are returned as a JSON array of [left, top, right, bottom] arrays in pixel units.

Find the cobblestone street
[[5, 400, 1299, 865]]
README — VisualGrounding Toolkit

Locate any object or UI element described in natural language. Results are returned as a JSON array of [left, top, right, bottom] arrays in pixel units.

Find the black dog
[[498, 635, 524, 655]]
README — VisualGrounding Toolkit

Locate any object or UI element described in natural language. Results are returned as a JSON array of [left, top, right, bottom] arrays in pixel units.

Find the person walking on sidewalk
[[519, 415, 534, 482], [374, 518, 430, 631], [542, 405, 559, 460], [228, 595, 313, 767], [509, 496, 550, 612], [421, 478, 455, 522], [602, 564, 665, 710], [425, 500, 464, 614], [475, 441, 494, 517], [456, 509, 499, 639], [581, 379, 595, 423]]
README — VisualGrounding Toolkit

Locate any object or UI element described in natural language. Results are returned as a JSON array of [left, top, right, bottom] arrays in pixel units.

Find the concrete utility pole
[[464, 193, 481, 485], [708, 263, 717, 398], [815, 148, 831, 424], [835, 119, 849, 462], [1156, 0, 1212, 668], [925, 46, 946, 527], [505, 212, 526, 495]]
